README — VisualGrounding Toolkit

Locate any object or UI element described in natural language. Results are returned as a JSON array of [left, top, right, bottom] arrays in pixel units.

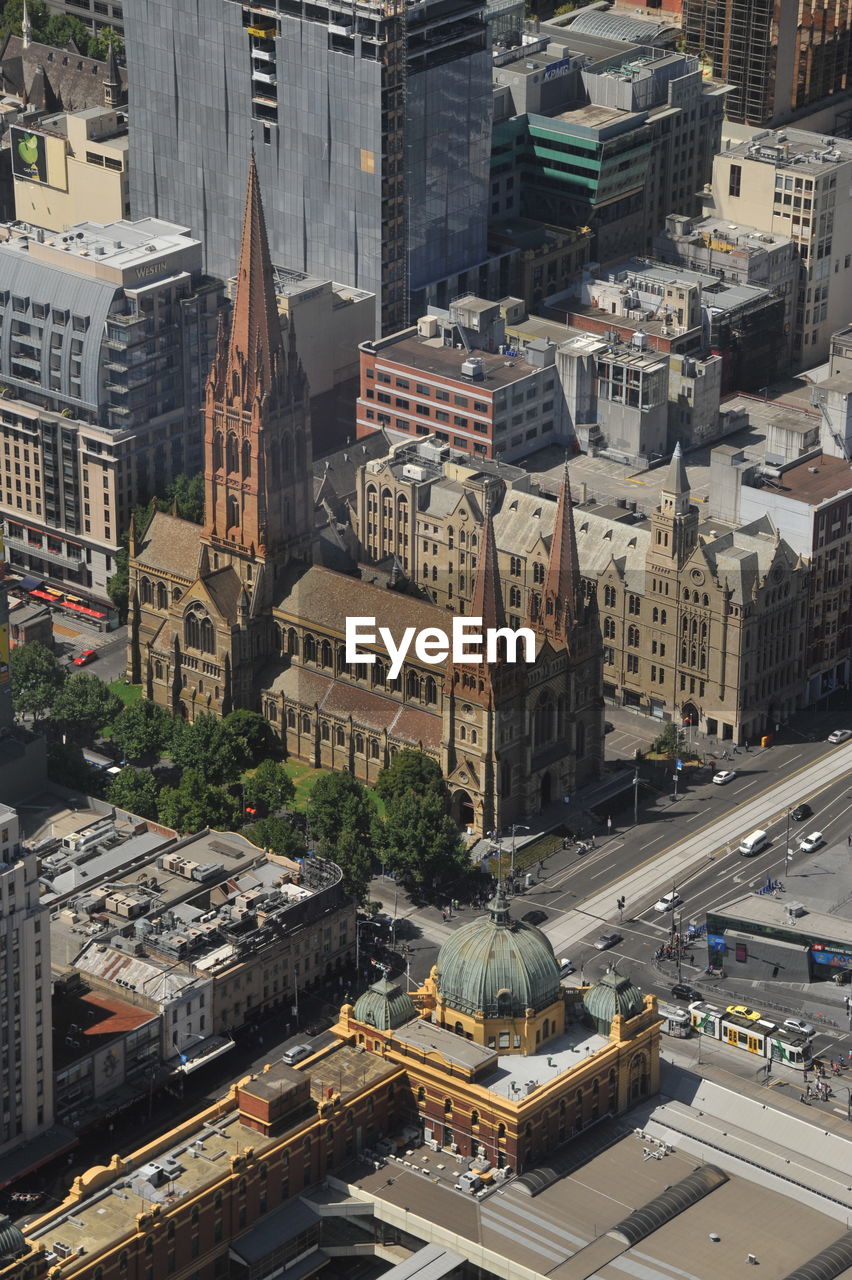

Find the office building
[[492, 46, 727, 262], [710, 442, 852, 707], [683, 0, 852, 126], [707, 129, 852, 366], [0, 805, 53, 1161], [124, 0, 492, 335], [44, 0, 125, 40], [11, 105, 129, 232], [0, 218, 222, 598]]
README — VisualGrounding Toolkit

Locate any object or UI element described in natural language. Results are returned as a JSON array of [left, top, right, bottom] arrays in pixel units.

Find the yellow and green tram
[[688, 1001, 812, 1069]]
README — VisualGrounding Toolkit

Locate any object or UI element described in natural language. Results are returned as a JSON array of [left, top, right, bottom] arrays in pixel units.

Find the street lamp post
[[510, 824, 529, 884], [633, 770, 640, 826]]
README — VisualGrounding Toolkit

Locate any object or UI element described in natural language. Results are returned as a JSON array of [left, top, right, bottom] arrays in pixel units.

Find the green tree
[[652, 723, 685, 757], [92, 24, 123, 59], [107, 536, 129, 622], [165, 472, 204, 523], [243, 815, 305, 859], [375, 749, 448, 810], [51, 674, 123, 744], [112, 698, 175, 761], [43, 12, 94, 52], [171, 713, 249, 784], [378, 791, 468, 896], [307, 769, 374, 849], [106, 767, 160, 819], [10, 640, 66, 725], [157, 768, 239, 834], [333, 825, 374, 904], [0, 0, 49, 38], [223, 709, 274, 767], [243, 758, 295, 812]]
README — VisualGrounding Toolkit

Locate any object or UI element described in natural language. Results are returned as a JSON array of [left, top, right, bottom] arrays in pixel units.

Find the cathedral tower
[[203, 154, 313, 597]]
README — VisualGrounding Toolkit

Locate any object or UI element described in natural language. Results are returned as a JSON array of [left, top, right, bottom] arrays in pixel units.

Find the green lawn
[[279, 759, 385, 817], [109, 681, 142, 707]]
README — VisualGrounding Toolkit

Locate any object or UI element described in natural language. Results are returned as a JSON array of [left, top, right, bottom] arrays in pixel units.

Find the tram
[[658, 1004, 692, 1037], [688, 1001, 812, 1069]]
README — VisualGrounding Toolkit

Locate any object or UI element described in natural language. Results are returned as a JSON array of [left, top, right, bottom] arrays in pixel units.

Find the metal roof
[[608, 1165, 729, 1245], [782, 1231, 852, 1280], [379, 1243, 467, 1279], [566, 9, 677, 43]]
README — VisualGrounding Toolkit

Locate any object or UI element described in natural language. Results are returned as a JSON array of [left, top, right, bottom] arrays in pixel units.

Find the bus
[[688, 1001, 812, 1069], [658, 1004, 692, 1037]]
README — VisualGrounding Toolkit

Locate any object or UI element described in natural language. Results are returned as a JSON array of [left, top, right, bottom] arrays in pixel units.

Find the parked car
[[594, 932, 622, 951], [783, 1016, 815, 1038], [671, 983, 702, 1002], [73, 648, 97, 666], [522, 909, 547, 926], [559, 958, 575, 977], [790, 803, 812, 822], [828, 729, 852, 744], [604, 721, 615, 734], [712, 770, 737, 785], [726, 1004, 761, 1022], [654, 891, 683, 913], [281, 1044, 312, 1065], [799, 831, 824, 854]]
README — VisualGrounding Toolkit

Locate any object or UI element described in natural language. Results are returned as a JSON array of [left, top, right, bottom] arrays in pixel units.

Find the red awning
[[30, 589, 56, 602], [62, 600, 106, 619]]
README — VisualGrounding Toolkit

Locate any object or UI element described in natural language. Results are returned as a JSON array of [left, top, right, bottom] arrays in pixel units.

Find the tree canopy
[[51, 674, 123, 744], [170, 712, 250, 784], [112, 697, 175, 761], [106, 767, 160, 820], [243, 758, 295, 813], [243, 815, 305, 860], [223, 710, 274, 767], [377, 790, 468, 896], [375, 749, 448, 810], [157, 768, 239, 834], [10, 641, 66, 725]]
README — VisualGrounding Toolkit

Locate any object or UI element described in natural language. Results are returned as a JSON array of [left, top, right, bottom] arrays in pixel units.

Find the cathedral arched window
[[140, 577, 152, 605], [200, 617, 215, 654], [213, 432, 223, 470], [373, 661, 386, 687], [295, 430, 306, 472], [660, 609, 667, 624], [303, 634, 316, 662], [283, 435, 293, 474], [370, 738, 380, 758], [406, 670, 419, 700], [172, 587, 182, 603], [157, 582, 167, 610], [533, 560, 545, 584], [335, 726, 345, 746], [510, 586, 521, 608], [652, 607, 659, 623], [227, 433, 239, 473], [287, 629, 299, 656], [242, 439, 252, 478], [471, 533, 477, 548], [533, 693, 555, 747], [184, 612, 200, 649], [302, 714, 311, 733], [321, 722, 330, 741], [287, 709, 296, 727], [702, 593, 709, 607], [227, 495, 239, 530], [355, 733, 364, 753], [154, 661, 163, 680], [425, 676, 437, 705], [320, 640, 332, 669]]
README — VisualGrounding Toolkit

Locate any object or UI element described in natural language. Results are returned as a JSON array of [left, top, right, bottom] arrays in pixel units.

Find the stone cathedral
[[127, 159, 604, 836]]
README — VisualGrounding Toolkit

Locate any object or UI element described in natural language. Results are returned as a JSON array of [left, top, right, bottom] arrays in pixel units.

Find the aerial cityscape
[[0, 0, 851, 1277]]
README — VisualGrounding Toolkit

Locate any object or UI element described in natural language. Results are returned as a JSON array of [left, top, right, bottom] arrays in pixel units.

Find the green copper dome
[[353, 975, 418, 1030], [435, 890, 560, 1018], [0, 1217, 25, 1261], [583, 965, 645, 1034]]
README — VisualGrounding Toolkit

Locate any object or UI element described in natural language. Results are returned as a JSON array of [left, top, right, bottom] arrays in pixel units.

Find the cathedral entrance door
[[451, 789, 474, 828], [540, 772, 552, 807]]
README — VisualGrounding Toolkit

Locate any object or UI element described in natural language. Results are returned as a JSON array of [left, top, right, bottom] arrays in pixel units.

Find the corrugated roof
[[566, 9, 677, 43], [782, 1231, 852, 1280], [608, 1165, 729, 1245]]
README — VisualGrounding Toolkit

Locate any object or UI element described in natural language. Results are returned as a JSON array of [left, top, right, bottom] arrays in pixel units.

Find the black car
[[790, 803, 812, 822], [671, 983, 702, 1002], [522, 909, 548, 926]]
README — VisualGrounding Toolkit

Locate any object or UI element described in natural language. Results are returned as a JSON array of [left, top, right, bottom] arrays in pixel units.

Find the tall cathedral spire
[[223, 151, 287, 409], [21, 0, 31, 48], [531, 461, 582, 639], [202, 155, 313, 574]]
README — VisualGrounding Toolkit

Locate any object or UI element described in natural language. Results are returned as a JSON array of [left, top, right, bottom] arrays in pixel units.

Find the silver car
[[281, 1044, 312, 1065]]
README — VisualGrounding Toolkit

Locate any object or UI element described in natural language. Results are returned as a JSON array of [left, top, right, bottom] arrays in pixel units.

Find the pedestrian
[[806, 1083, 812, 1097], [689, 953, 695, 965], [441, 911, 447, 922], [848, 835, 852, 847]]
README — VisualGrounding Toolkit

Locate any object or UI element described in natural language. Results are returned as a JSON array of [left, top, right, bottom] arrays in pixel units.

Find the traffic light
[[617, 896, 626, 914]]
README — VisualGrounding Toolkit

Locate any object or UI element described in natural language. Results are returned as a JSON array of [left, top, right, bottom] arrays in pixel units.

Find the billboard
[[11, 127, 48, 183]]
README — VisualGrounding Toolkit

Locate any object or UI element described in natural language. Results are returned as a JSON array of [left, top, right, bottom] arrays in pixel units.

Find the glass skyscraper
[[125, 0, 492, 334]]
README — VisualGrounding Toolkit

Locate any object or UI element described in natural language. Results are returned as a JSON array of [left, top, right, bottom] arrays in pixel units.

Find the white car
[[654, 890, 683, 913], [828, 729, 852, 744], [712, 770, 737, 785], [281, 1044, 312, 1065], [798, 831, 824, 854], [783, 1016, 815, 1038], [559, 958, 575, 977]]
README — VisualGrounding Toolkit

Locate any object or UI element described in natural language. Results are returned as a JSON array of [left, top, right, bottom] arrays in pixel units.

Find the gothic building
[[128, 159, 603, 835]]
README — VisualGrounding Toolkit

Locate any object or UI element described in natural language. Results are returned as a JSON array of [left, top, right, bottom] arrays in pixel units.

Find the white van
[[738, 829, 768, 857]]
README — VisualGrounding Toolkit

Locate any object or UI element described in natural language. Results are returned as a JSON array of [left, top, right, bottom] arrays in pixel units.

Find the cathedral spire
[[470, 499, 506, 634], [21, 0, 31, 49], [531, 460, 582, 638], [663, 441, 689, 498], [225, 151, 285, 408]]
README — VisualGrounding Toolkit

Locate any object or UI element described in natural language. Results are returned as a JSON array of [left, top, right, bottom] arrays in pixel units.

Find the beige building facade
[[12, 106, 129, 232], [707, 130, 852, 367], [357, 438, 809, 743]]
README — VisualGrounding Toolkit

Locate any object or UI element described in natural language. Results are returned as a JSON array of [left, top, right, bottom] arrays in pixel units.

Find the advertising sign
[[811, 948, 852, 968], [11, 126, 48, 183]]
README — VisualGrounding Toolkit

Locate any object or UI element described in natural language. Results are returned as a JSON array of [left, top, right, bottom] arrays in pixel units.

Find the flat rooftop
[[370, 336, 541, 390], [482, 1023, 610, 1100], [553, 103, 644, 131], [763, 452, 852, 505]]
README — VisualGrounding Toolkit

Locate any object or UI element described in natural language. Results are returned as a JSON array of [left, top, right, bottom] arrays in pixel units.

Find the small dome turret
[[583, 965, 645, 1035], [353, 976, 417, 1031]]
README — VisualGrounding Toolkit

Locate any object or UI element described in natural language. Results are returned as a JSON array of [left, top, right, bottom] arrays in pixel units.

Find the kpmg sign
[[543, 57, 573, 83]]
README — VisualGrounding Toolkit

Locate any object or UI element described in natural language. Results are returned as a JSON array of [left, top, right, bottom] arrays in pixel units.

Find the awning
[[62, 600, 107, 619], [0, 1125, 78, 1189], [171, 1034, 235, 1074], [18, 575, 43, 592]]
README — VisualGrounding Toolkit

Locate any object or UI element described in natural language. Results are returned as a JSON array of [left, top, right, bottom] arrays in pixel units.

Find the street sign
[[675, 758, 683, 771]]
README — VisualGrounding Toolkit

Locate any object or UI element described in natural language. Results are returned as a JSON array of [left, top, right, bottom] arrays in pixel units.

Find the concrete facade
[[12, 106, 129, 232]]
